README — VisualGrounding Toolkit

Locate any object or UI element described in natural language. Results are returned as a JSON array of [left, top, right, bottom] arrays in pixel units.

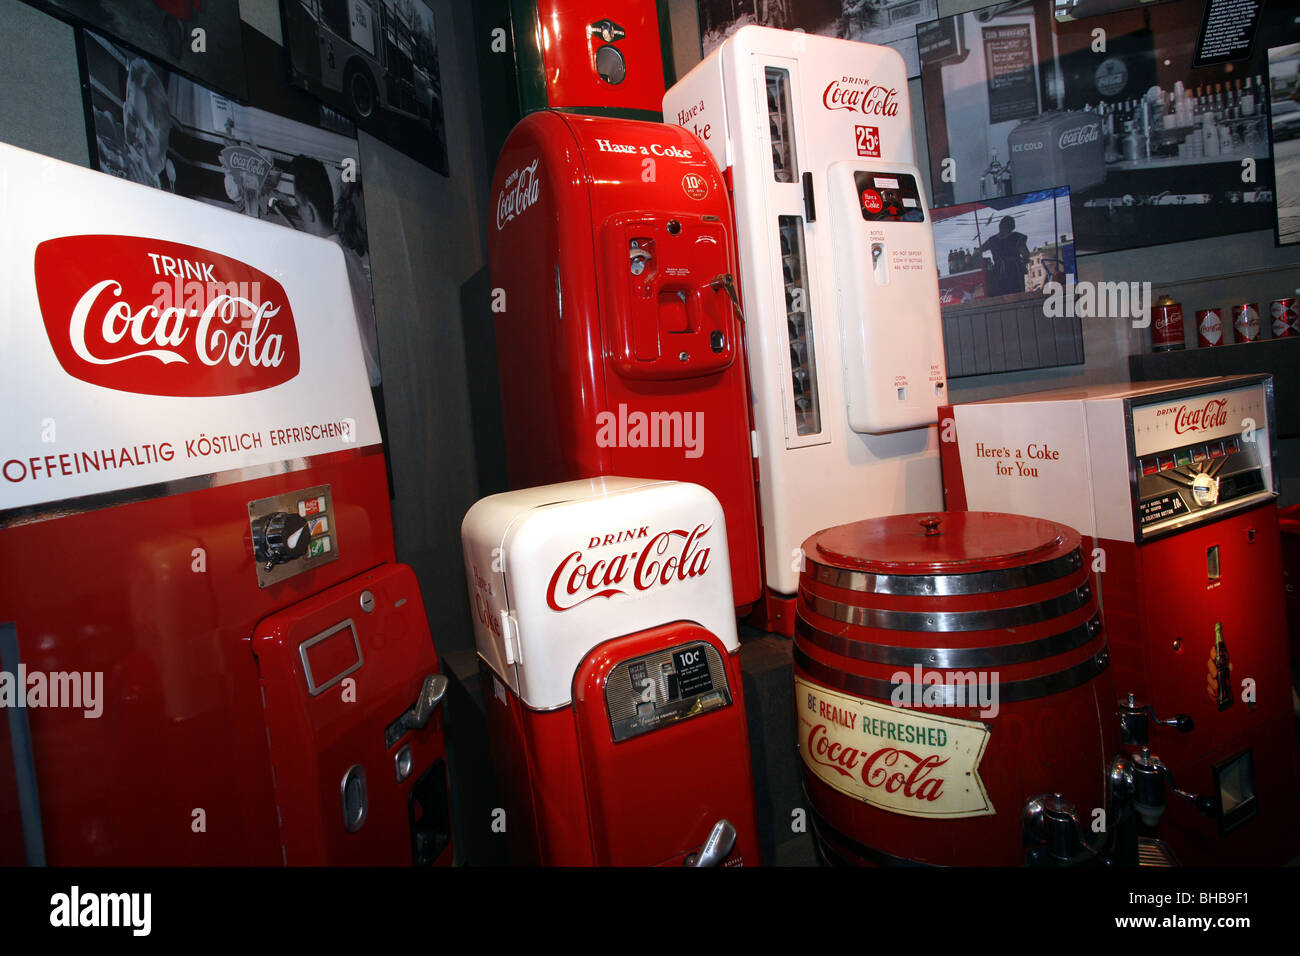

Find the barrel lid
[[807, 512, 1077, 575]]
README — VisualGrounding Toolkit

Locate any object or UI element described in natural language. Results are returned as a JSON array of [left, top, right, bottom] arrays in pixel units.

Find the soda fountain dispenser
[[0, 143, 453, 866], [665, 27, 949, 634], [461, 477, 760, 865], [940, 375, 1300, 864]]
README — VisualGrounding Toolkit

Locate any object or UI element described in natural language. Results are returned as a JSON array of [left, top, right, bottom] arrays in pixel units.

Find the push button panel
[[248, 483, 339, 587]]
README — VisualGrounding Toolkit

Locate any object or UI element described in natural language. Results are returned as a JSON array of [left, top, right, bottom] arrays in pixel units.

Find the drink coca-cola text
[[546, 523, 712, 611], [496, 158, 540, 231], [822, 78, 900, 117], [1168, 398, 1230, 435]]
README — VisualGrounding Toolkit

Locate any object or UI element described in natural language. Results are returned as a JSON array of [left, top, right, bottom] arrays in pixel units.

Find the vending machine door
[[571, 623, 760, 866], [252, 564, 452, 866], [827, 162, 947, 434]]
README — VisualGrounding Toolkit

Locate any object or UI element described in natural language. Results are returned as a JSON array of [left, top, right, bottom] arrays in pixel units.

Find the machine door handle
[[709, 273, 745, 325], [683, 819, 737, 867], [802, 171, 816, 222], [386, 674, 448, 748]]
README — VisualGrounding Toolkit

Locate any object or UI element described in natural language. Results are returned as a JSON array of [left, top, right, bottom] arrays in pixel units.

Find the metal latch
[[500, 609, 522, 666]]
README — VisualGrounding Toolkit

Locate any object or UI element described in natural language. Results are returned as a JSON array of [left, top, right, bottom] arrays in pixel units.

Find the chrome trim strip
[[807, 548, 1082, 596], [801, 583, 1093, 632], [794, 613, 1102, 667], [793, 643, 1110, 704], [0, 444, 384, 529], [298, 619, 364, 697]]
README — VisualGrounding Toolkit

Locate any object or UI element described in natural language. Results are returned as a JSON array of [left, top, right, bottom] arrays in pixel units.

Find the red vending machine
[[461, 477, 760, 865], [489, 110, 763, 612], [941, 376, 1300, 865], [0, 143, 452, 866], [508, 0, 671, 117]]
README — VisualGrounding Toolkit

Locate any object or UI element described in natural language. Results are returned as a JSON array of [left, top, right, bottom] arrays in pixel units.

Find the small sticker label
[[855, 124, 880, 158], [681, 172, 709, 200]]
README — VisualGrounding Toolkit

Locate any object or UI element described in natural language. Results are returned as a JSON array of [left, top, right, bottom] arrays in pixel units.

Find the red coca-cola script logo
[[822, 80, 900, 117], [34, 235, 299, 397], [545, 523, 712, 611], [807, 723, 947, 803], [1173, 398, 1229, 435]]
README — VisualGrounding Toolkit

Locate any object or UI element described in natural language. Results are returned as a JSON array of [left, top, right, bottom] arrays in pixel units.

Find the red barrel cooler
[[794, 512, 1118, 866]]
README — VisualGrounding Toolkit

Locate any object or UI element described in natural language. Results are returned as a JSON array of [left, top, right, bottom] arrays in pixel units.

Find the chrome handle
[[683, 819, 737, 867], [386, 674, 449, 748]]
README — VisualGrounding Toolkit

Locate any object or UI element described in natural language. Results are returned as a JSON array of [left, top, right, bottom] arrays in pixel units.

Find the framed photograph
[[22, 0, 247, 101], [920, 0, 1276, 255], [279, 0, 448, 176], [1267, 42, 1300, 246], [78, 29, 384, 389], [934, 187, 1075, 305], [695, 0, 939, 79]]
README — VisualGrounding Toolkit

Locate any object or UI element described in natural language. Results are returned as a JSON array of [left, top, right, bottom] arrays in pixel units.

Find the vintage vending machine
[[0, 143, 453, 866], [489, 110, 763, 612], [665, 27, 949, 633], [941, 375, 1300, 865], [461, 477, 760, 866], [508, 0, 672, 117]]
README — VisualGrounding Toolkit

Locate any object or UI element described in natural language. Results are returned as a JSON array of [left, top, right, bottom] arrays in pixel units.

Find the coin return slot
[[1207, 545, 1220, 587], [897, 387, 906, 401]]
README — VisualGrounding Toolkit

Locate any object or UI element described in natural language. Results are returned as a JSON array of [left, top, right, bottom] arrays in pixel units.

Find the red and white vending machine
[[461, 477, 760, 865], [941, 375, 1300, 864], [665, 27, 949, 633], [489, 110, 763, 612], [0, 143, 453, 866]]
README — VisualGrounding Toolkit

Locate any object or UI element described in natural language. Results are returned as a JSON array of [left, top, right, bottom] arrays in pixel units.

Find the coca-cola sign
[[1058, 123, 1100, 149], [822, 79, 900, 118], [1172, 398, 1230, 435], [495, 158, 541, 231], [34, 236, 299, 397], [545, 523, 712, 611], [795, 677, 992, 818]]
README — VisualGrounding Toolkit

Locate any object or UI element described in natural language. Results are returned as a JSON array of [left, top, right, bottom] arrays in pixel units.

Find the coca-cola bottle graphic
[[1213, 622, 1232, 711]]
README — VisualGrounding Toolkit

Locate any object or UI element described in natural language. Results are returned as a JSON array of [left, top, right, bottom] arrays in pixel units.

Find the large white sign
[[0, 144, 380, 514]]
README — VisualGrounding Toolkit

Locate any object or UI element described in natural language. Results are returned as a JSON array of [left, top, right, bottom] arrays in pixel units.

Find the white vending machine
[[665, 26, 947, 633]]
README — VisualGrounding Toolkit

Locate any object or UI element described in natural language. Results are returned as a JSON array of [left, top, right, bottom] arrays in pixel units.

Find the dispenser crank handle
[[709, 273, 745, 323], [683, 819, 737, 867]]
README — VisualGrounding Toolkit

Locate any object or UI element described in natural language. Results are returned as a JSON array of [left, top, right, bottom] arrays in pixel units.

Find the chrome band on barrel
[[800, 583, 1093, 632], [792, 643, 1110, 704], [805, 795, 937, 868], [807, 548, 1083, 596], [794, 614, 1102, 668]]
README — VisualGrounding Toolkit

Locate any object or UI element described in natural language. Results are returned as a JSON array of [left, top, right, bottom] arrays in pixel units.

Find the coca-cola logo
[[1058, 123, 1100, 149], [1172, 398, 1229, 435], [219, 145, 272, 180], [545, 523, 712, 611], [495, 158, 540, 231], [822, 79, 900, 118], [807, 724, 947, 803], [34, 236, 300, 397]]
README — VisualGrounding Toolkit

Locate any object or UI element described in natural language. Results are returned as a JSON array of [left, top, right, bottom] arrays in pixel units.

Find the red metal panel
[[252, 563, 452, 866], [571, 624, 761, 866], [526, 1, 666, 114], [0, 450, 400, 864]]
